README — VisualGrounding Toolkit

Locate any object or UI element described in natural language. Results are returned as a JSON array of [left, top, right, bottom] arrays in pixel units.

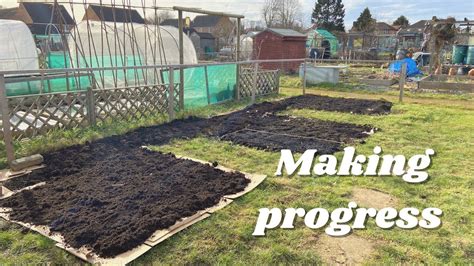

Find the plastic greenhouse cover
[[0, 20, 39, 75], [68, 22, 198, 88]]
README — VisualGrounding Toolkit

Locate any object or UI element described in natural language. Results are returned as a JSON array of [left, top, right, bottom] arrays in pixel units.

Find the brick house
[[253, 28, 307, 73], [192, 15, 235, 50]]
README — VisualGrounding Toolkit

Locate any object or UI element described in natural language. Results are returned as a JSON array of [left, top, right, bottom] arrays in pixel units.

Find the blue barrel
[[452, 45, 468, 64], [466, 46, 474, 65]]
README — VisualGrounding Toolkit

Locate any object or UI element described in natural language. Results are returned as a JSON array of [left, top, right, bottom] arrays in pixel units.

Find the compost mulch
[[282, 95, 393, 115], [0, 149, 250, 258], [3, 95, 389, 191], [0, 95, 390, 260]]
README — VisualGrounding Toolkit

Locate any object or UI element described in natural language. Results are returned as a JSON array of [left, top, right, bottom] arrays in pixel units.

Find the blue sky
[[2, 0, 473, 29]]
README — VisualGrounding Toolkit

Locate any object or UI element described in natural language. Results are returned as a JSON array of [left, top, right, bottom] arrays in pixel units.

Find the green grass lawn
[[0, 84, 473, 264]]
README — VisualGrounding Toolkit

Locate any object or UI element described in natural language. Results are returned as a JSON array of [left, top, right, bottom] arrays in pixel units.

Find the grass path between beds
[[0, 86, 473, 264]]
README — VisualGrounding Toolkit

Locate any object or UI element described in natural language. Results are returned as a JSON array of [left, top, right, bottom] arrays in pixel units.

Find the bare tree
[[262, 0, 279, 28], [261, 0, 302, 29], [146, 11, 176, 25]]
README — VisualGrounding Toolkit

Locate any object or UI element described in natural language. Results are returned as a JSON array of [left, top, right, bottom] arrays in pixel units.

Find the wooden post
[[302, 60, 307, 95], [276, 70, 281, 94], [86, 79, 97, 126], [235, 18, 241, 101], [204, 66, 211, 105], [399, 62, 407, 103], [252, 63, 258, 105], [0, 74, 15, 165], [168, 67, 175, 121], [178, 10, 184, 110]]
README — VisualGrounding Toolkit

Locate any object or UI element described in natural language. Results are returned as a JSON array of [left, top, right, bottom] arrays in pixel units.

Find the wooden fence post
[[0, 74, 15, 165], [302, 60, 307, 95], [399, 62, 407, 103], [276, 70, 281, 94], [236, 64, 241, 101], [252, 63, 258, 105], [168, 67, 175, 121], [178, 10, 185, 111], [204, 66, 211, 105], [87, 78, 97, 126]]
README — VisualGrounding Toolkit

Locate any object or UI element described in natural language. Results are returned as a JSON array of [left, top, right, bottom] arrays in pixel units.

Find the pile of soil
[[0, 149, 249, 258]]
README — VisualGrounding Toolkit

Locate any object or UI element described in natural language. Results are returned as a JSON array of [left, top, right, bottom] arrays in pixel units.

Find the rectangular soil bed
[[1, 95, 383, 191], [0, 149, 265, 262], [217, 114, 374, 154]]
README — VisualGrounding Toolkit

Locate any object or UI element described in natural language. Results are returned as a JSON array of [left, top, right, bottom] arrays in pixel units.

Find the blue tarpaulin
[[389, 58, 422, 77]]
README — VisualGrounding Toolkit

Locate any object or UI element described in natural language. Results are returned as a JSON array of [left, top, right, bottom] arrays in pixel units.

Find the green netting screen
[[6, 52, 90, 96], [162, 64, 236, 109]]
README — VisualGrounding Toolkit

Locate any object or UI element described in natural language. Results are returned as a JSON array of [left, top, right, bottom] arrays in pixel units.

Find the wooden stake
[[302, 60, 307, 95], [399, 62, 407, 103], [178, 10, 184, 110], [0, 74, 15, 165], [252, 63, 258, 105], [235, 18, 241, 101], [168, 67, 175, 121], [204, 66, 210, 105]]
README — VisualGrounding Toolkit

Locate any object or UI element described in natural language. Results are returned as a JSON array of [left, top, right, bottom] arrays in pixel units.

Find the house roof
[[22, 2, 75, 25], [192, 15, 221, 28], [89, 4, 144, 24], [196, 32, 215, 39], [0, 3, 75, 35], [160, 18, 180, 27], [0, 7, 19, 21], [408, 20, 429, 29], [264, 28, 306, 38], [398, 20, 428, 35], [375, 22, 396, 31]]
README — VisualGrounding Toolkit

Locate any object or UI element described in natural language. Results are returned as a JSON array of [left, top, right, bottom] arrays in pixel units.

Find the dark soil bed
[[0, 149, 249, 258], [280, 95, 393, 115], [0, 94, 387, 259], [3, 95, 382, 191], [221, 129, 343, 154]]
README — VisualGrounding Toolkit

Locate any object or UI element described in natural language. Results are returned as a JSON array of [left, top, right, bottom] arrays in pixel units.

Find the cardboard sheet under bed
[[0, 157, 266, 265]]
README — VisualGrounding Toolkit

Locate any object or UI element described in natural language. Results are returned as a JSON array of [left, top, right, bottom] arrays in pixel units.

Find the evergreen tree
[[353, 7, 376, 32], [312, 0, 345, 32], [393, 15, 409, 27]]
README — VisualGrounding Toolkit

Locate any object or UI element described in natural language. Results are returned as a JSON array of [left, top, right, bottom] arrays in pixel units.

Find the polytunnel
[[0, 20, 39, 74], [68, 21, 198, 88]]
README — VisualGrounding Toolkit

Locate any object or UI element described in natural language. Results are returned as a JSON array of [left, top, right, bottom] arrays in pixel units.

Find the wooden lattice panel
[[1, 83, 179, 140], [93, 84, 171, 122], [239, 68, 279, 98], [7, 91, 89, 139]]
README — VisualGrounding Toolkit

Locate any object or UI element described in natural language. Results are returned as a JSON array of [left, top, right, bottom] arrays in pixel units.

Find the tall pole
[[399, 62, 407, 103], [0, 74, 15, 165], [302, 59, 307, 95], [236, 18, 241, 101], [178, 10, 184, 110]]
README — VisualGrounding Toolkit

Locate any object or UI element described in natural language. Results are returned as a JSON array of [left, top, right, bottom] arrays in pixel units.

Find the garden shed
[[253, 28, 306, 73]]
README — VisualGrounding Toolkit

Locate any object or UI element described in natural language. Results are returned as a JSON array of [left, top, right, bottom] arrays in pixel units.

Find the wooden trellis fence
[[239, 67, 280, 99], [0, 83, 180, 140]]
